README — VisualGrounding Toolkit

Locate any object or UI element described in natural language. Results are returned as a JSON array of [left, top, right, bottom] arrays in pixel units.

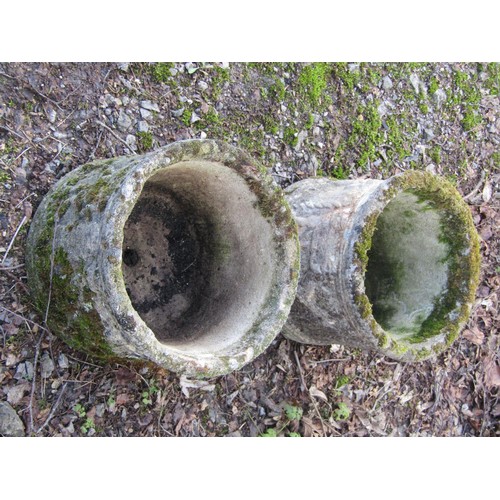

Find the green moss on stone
[[30, 226, 114, 359], [354, 211, 379, 273], [354, 292, 372, 319], [353, 171, 480, 358]]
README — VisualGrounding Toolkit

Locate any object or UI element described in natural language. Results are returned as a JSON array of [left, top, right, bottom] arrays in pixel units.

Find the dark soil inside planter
[[122, 185, 211, 342]]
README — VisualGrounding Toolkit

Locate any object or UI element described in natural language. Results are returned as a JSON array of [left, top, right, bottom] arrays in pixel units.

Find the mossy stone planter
[[283, 171, 480, 361], [26, 139, 299, 377]]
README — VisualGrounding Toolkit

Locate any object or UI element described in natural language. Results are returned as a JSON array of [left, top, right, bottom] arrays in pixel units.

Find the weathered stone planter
[[26, 140, 299, 377], [283, 171, 480, 361]]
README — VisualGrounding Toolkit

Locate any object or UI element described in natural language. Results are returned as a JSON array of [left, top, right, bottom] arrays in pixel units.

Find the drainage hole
[[123, 248, 139, 267]]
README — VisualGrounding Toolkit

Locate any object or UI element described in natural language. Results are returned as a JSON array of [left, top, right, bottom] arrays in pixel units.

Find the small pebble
[[0, 401, 25, 437], [171, 108, 185, 118], [190, 111, 201, 124], [410, 73, 420, 93], [139, 108, 151, 120], [125, 134, 137, 147], [46, 107, 57, 123], [40, 352, 55, 379], [58, 353, 69, 369], [14, 361, 34, 380], [140, 100, 160, 112], [433, 88, 447, 108], [197, 80, 209, 91], [137, 121, 149, 133], [117, 110, 132, 131], [382, 76, 393, 91], [5, 353, 19, 366], [96, 404, 106, 418]]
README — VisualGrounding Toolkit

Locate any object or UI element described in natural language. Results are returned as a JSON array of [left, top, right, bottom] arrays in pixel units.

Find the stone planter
[[26, 140, 299, 377], [283, 171, 480, 361]]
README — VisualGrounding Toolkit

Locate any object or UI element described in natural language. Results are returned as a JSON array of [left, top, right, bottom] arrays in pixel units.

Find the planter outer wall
[[26, 140, 300, 377], [283, 171, 480, 362]]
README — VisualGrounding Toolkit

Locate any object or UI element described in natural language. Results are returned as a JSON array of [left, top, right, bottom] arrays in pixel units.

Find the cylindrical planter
[[26, 139, 299, 377], [283, 171, 480, 361]]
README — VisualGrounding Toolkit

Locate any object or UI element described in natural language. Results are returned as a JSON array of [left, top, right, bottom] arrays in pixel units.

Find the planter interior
[[364, 192, 449, 338], [121, 160, 276, 354]]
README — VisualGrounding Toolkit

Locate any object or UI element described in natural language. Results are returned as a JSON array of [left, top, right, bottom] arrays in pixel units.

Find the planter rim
[[97, 139, 300, 376], [351, 170, 480, 360]]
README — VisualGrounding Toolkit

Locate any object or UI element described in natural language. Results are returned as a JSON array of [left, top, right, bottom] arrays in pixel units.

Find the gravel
[[117, 109, 133, 132]]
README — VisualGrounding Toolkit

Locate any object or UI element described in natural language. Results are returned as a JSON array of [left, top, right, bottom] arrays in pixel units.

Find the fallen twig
[[88, 129, 104, 161], [27, 84, 64, 111], [1, 215, 27, 265], [0, 263, 25, 271], [27, 331, 44, 435], [57, 84, 83, 105], [96, 120, 135, 153], [463, 170, 487, 201], [294, 349, 329, 436], [9, 146, 33, 166], [0, 124, 26, 141], [0, 70, 17, 80], [26, 205, 61, 434], [312, 358, 349, 365], [0, 305, 50, 333], [64, 353, 103, 369], [36, 382, 68, 434], [14, 193, 35, 210]]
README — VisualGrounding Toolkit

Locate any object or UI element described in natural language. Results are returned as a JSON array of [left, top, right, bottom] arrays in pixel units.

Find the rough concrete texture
[[283, 171, 480, 362], [26, 139, 299, 377]]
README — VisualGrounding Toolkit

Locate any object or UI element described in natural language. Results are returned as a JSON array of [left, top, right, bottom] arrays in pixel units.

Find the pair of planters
[[26, 140, 480, 378]]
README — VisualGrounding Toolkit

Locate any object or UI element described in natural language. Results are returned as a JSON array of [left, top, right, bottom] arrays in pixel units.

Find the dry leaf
[[399, 390, 414, 404], [354, 410, 386, 436], [116, 393, 130, 405], [7, 382, 30, 405], [5, 354, 19, 367], [114, 367, 138, 386], [482, 181, 492, 203], [484, 359, 500, 389], [480, 226, 493, 242], [179, 375, 216, 398], [23, 201, 33, 220], [393, 363, 403, 382], [309, 385, 328, 402], [492, 404, 500, 417], [302, 416, 324, 436], [462, 327, 485, 345], [200, 102, 210, 114], [86, 406, 97, 420]]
